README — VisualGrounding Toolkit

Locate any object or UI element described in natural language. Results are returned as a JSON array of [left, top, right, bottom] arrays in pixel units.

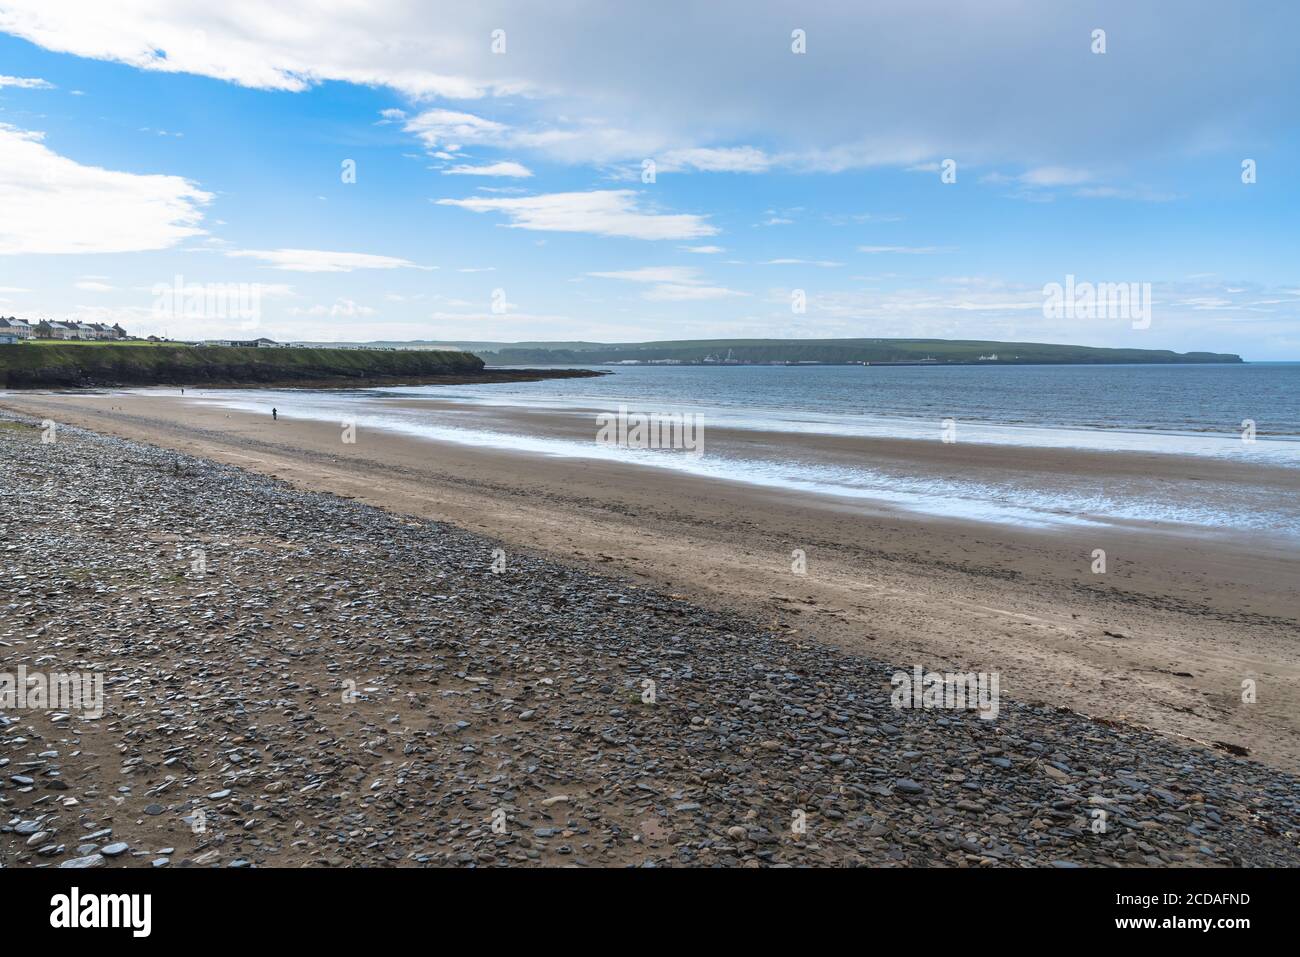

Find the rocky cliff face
[[0, 344, 486, 388]]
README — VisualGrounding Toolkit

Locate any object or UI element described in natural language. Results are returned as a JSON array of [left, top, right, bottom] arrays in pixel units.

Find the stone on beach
[[1, 411, 1299, 869]]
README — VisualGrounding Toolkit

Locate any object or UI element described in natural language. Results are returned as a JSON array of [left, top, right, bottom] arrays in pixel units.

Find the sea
[[176, 362, 1300, 537]]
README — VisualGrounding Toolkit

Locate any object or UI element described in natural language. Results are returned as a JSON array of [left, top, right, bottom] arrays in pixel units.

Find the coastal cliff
[[0, 343, 498, 388]]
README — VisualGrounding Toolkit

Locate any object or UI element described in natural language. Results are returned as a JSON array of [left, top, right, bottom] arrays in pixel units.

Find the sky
[[0, 1, 1297, 358]]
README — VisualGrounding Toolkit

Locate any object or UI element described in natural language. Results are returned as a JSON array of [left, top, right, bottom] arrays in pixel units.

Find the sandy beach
[[4, 407, 1300, 869], [4, 388, 1298, 775]]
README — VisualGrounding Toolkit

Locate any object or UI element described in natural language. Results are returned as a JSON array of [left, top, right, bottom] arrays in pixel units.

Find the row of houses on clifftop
[[0, 317, 31, 342], [0, 317, 128, 342]]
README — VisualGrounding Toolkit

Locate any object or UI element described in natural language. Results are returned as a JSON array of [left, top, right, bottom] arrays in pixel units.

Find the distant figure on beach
[[272, 408, 277, 420]]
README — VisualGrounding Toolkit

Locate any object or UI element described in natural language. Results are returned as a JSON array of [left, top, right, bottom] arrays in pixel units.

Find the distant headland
[[0, 328, 1242, 389], [336, 337, 1244, 367]]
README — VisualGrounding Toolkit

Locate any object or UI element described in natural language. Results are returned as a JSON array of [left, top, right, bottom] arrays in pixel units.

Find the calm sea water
[[455, 361, 1300, 433], [178, 362, 1300, 536], [395, 362, 1300, 461]]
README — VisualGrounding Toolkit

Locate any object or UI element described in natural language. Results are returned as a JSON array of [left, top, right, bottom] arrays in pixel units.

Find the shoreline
[[575, 359, 1251, 368], [179, 387, 1300, 539], [3, 411, 1299, 867], [4, 389, 1299, 775], [0, 367, 606, 391]]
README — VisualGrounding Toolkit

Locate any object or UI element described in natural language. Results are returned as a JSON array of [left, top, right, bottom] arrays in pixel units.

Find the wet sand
[[4, 389, 1299, 772]]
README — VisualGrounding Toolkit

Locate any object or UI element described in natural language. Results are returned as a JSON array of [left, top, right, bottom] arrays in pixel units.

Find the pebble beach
[[3, 411, 1299, 868]]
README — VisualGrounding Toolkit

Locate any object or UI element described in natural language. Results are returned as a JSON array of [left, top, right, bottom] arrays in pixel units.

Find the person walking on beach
[[272, 407, 277, 421]]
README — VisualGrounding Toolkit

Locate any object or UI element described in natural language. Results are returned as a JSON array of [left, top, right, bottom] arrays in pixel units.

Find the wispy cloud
[[226, 249, 428, 272], [858, 245, 950, 255], [442, 161, 532, 178], [643, 283, 747, 301], [1074, 185, 1179, 202], [658, 147, 770, 173], [3, 2, 1295, 179], [405, 109, 509, 149], [437, 190, 716, 240], [0, 123, 210, 255], [761, 258, 843, 268], [1018, 166, 1094, 187], [0, 74, 52, 89], [984, 168, 1177, 203], [588, 265, 746, 301], [287, 298, 376, 317], [588, 267, 700, 283]]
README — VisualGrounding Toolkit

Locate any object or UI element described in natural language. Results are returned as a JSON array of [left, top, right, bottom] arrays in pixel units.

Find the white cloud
[[761, 258, 843, 267], [428, 309, 567, 323], [0, 74, 52, 88], [437, 190, 716, 240], [825, 211, 904, 225], [744, 276, 1300, 357], [405, 109, 509, 149], [658, 147, 770, 173], [226, 248, 426, 272], [588, 265, 745, 301], [683, 245, 725, 254], [442, 161, 532, 178], [74, 279, 114, 291], [1018, 166, 1094, 187], [1074, 185, 1179, 202], [643, 283, 747, 301], [288, 298, 376, 317], [403, 107, 666, 167], [589, 267, 700, 284], [0, 2, 1294, 177], [0, 123, 210, 254], [0, 3, 508, 99], [982, 168, 1177, 203], [858, 245, 948, 255], [65, 304, 155, 328]]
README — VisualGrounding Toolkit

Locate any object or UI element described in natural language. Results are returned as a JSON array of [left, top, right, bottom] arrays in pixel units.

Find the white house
[[39, 320, 78, 339], [0, 317, 31, 339], [201, 337, 280, 348]]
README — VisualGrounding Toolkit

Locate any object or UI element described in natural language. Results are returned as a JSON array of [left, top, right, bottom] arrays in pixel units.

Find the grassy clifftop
[[0, 343, 486, 388], [470, 338, 1243, 365]]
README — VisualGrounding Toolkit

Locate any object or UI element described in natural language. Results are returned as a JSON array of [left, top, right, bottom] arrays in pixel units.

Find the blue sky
[[0, 1, 1297, 357]]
